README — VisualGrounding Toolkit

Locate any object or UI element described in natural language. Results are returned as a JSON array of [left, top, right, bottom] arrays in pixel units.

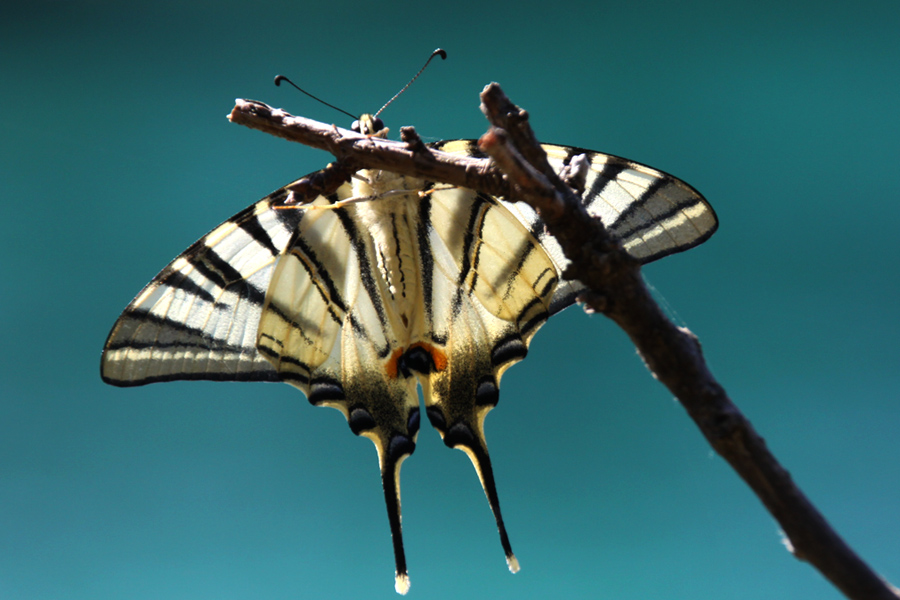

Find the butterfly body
[[102, 132, 717, 594], [351, 169, 428, 328]]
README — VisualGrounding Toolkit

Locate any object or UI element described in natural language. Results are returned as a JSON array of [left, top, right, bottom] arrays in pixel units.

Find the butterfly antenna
[[273, 75, 358, 121], [373, 48, 447, 118]]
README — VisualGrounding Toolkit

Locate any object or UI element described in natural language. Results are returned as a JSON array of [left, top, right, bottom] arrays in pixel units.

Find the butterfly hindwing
[[255, 185, 356, 391], [257, 176, 424, 594], [412, 185, 560, 573], [424, 186, 557, 332]]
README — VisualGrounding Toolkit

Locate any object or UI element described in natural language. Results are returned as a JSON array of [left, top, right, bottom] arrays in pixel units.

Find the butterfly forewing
[[101, 189, 305, 386], [542, 144, 717, 264], [432, 140, 718, 316]]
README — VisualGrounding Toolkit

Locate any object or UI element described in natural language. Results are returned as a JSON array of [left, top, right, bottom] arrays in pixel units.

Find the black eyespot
[[351, 119, 361, 132], [444, 422, 476, 449], [388, 434, 416, 461], [372, 116, 384, 132], [426, 406, 446, 432], [399, 346, 433, 376], [309, 379, 345, 406], [475, 377, 500, 407], [407, 407, 420, 436], [491, 334, 527, 366], [348, 407, 376, 435]]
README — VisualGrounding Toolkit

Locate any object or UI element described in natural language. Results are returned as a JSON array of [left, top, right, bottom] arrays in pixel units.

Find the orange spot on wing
[[385, 348, 404, 379], [385, 343, 449, 379], [410, 342, 448, 372]]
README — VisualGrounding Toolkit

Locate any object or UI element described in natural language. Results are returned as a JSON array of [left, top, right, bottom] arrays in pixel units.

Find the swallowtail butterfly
[[101, 97, 717, 594]]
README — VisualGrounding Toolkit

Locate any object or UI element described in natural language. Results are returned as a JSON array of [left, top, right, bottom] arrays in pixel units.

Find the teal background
[[2, 1, 898, 599]]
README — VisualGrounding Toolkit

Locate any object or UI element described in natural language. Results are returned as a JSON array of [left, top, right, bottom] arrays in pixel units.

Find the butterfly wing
[[255, 183, 420, 593], [432, 140, 718, 313], [254, 178, 562, 587], [101, 185, 306, 386], [410, 185, 559, 573], [103, 173, 423, 593]]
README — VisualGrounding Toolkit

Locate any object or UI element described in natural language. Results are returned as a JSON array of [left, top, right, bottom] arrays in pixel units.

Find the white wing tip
[[507, 554, 520, 573], [395, 572, 410, 595]]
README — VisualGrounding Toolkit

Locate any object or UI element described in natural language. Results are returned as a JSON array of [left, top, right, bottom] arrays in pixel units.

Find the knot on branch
[[559, 153, 590, 196], [400, 126, 429, 155]]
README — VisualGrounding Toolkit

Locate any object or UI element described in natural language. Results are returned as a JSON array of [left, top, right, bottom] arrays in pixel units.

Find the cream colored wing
[[255, 182, 420, 595], [432, 140, 718, 313], [101, 185, 306, 386], [410, 186, 560, 575]]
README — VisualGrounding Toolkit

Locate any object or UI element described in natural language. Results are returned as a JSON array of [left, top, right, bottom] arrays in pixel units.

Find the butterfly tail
[[443, 417, 520, 573], [345, 398, 420, 595], [422, 372, 520, 574], [378, 444, 412, 595]]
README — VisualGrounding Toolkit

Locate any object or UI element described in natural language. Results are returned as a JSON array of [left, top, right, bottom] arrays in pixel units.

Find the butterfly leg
[[279, 188, 429, 211]]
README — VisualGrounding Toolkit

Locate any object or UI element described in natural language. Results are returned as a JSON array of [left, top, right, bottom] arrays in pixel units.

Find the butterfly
[[101, 109, 717, 593]]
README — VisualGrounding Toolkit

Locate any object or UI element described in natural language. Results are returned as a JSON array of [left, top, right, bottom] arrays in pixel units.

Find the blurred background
[[2, 1, 897, 598]]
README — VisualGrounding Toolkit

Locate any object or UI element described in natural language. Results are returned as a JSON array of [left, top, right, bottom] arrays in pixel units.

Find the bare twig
[[228, 87, 899, 600], [477, 83, 899, 600], [229, 99, 508, 196]]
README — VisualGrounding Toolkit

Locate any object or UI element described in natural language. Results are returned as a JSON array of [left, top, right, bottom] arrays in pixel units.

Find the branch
[[229, 88, 899, 600], [477, 84, 899, 600], [228, 99, 509, 200]]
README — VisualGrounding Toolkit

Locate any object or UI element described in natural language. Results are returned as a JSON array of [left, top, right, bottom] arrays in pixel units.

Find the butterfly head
[[352, 114, 388, 138]]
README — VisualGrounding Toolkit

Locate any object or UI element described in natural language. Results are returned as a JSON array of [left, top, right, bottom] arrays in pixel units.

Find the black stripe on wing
[[333, 204, 393, 356], [101, 179, 315, 387], [102, 310, 282, 386]]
